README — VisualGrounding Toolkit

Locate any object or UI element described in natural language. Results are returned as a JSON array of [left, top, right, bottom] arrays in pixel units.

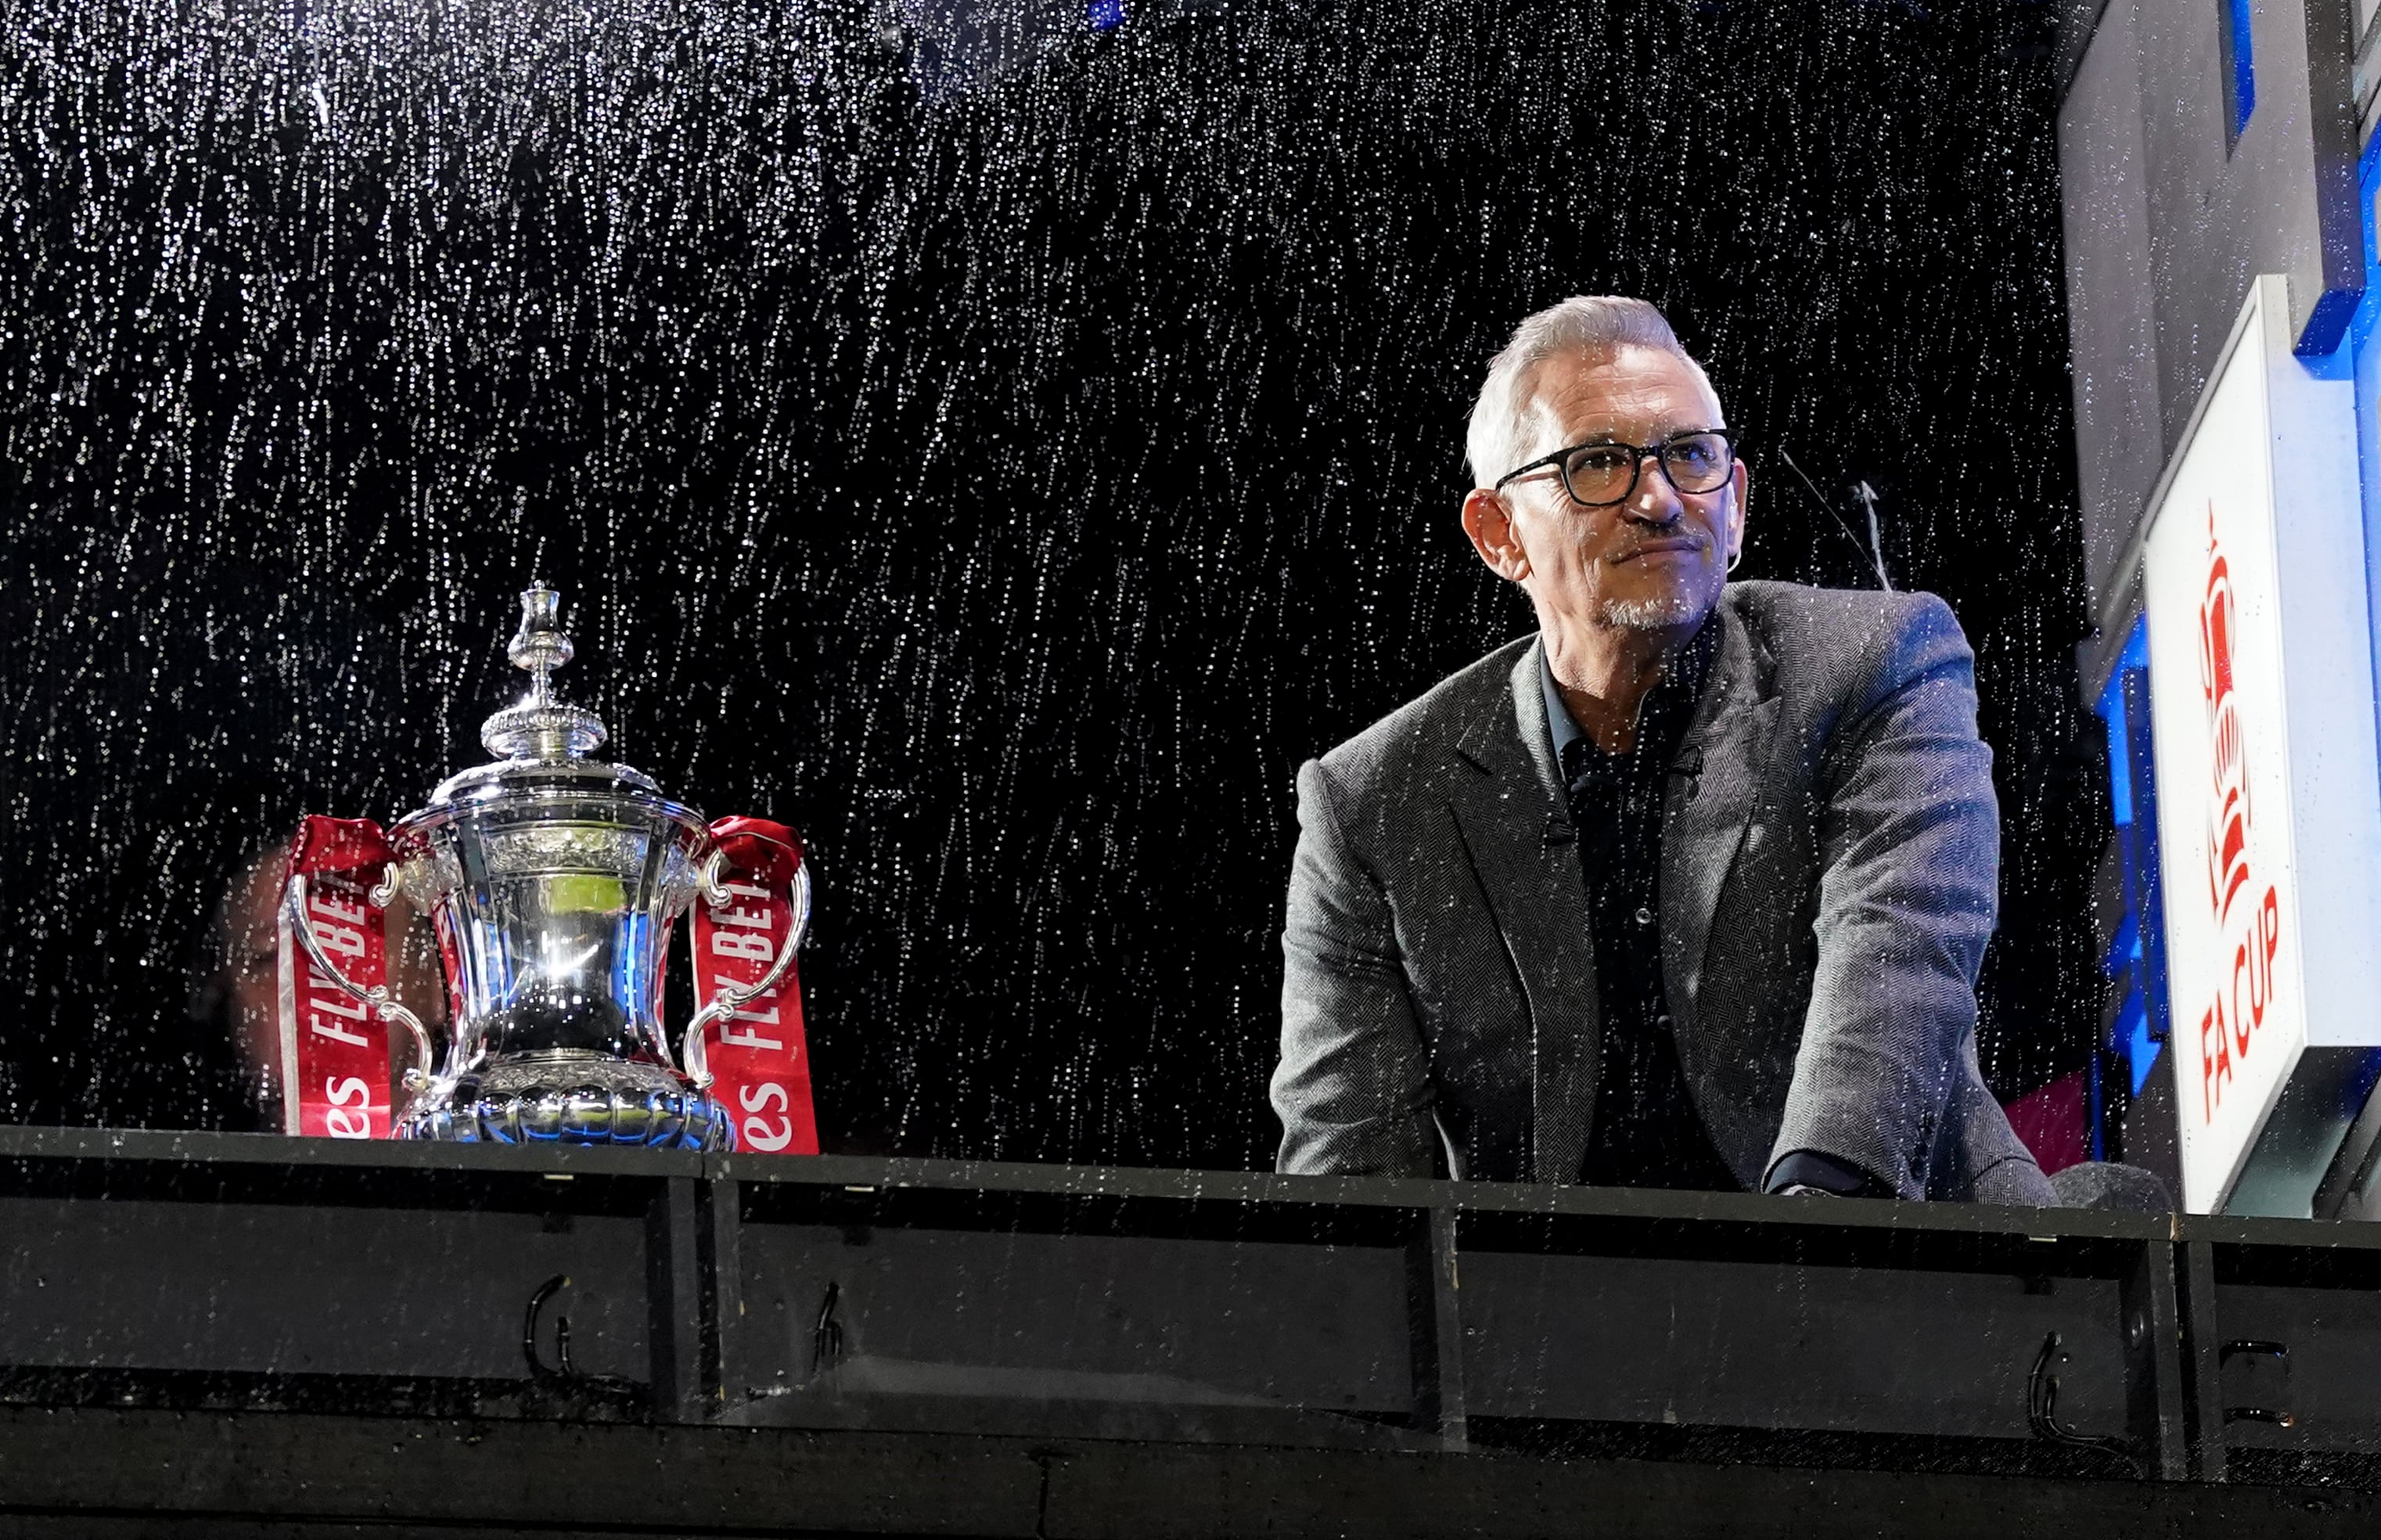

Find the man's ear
[[1726, 459, 1750, 566], [1461, 488, 1530, 582]]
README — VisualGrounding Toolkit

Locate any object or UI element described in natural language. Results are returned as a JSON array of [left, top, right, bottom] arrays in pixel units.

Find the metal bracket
[[2029, 1330, 2144, 1472], [523, 1274, 644, 1408], [2218, 1339, 2295, 1429]]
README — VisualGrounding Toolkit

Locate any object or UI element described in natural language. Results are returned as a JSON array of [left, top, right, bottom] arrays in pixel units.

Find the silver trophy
[[280, 585, 809, 1150]]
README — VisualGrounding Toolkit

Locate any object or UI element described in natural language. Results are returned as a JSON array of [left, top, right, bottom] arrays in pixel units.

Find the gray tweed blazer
[[1272, 581, 2055, 1204]]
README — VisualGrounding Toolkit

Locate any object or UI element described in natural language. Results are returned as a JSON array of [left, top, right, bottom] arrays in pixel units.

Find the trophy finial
[[506, 581, 574, 700], [480, 583, 609, 761]]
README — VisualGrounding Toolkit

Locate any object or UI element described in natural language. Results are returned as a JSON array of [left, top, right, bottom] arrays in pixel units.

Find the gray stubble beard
[[1595, 592, 1707, 631]]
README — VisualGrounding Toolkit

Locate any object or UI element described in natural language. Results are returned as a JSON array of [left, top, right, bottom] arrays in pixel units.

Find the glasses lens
[[1660, 432, 1733, 494], [1559, 443, 1641, 505]]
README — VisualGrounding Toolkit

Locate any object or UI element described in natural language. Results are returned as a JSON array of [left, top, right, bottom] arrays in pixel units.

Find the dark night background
[[0, 0, 2104, 1169]]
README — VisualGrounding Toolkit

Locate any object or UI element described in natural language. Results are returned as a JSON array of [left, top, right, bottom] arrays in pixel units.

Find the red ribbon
[[286, 814, 397, 879], [707, 815, 804, 885], [276, 815, 396, 1139], [693, 816, 816, 1156]]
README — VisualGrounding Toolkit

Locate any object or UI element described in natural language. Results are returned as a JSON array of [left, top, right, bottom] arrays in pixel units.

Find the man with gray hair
[[1270, 295, 2056, 1203]]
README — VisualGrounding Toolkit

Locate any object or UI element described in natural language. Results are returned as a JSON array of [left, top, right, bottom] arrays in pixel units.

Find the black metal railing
[[4, 1127, 2381, 1533]]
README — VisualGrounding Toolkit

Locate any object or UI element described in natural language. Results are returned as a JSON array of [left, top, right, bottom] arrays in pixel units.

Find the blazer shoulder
[[1721, 581, 1970, 697], [1723, 580, 1964, 647], [1309, 635, 1531, 802]]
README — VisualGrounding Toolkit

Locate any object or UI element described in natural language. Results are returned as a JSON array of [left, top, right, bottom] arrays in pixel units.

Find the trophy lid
[[425, 583, 665, 805]]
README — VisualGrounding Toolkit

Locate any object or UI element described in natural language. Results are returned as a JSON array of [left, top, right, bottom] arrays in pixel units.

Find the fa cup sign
[[275, 585, 818, 1153], [2141, 276, 2381, 1214], [2179, 508, 2286, 1135]]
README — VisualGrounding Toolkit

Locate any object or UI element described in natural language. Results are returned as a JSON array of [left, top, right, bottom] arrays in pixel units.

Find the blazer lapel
[[1448, 639, 1600, 1185], [1662, 610, 1781, 1031]]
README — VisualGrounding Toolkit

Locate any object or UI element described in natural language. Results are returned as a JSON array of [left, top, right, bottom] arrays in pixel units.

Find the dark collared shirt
[[1542, 624, 1743, 1192]]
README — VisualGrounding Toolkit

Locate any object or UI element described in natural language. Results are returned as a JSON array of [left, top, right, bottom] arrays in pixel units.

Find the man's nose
[[1624, 452, 1686, 522]]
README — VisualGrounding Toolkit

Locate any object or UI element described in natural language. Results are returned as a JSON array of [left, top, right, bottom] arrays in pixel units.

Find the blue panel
[[2097, 626, 2142, 827], [1088, 0, 1125, 31], [2091, 617, 2169, 1117], [2117, 660, 2172, 1050], [2116, 988, 2158, 1098], [2221, 0, 2255, 144]]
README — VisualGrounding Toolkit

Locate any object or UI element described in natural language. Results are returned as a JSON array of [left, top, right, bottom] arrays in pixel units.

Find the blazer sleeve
[[1271, 757, 1440, 1178], [1766, 594, 2008, 1199]]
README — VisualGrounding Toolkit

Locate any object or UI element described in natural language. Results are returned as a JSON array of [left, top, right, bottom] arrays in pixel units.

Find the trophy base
[[398, 1052, 736, 1151]]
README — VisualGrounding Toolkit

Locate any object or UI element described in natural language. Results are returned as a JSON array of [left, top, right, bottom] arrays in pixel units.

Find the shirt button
[[1634, 906, 1654, 927]]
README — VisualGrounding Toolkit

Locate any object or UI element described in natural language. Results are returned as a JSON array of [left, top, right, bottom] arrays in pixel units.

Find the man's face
[[1467, 344, 1746, 644]]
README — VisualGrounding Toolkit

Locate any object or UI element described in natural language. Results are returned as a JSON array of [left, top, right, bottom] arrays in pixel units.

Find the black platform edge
[[2, 1405, 2379, 1539]]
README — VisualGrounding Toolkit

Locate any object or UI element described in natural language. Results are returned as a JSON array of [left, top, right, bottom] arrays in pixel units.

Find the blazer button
[[1634, 906, 1654, 927]]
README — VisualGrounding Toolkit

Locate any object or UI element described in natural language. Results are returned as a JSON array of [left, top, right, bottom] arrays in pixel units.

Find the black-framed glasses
[[1493, 429, 1737, 508]]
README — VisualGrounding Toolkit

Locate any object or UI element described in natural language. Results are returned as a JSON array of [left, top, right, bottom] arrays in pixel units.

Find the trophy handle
[[681, 853, 811, 1092], [282, 865, 437, 1092]]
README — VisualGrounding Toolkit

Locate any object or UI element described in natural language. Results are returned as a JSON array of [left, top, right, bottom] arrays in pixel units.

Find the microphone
[[1854, 480, 1894, 592], [1777, 449, 1894, 592]]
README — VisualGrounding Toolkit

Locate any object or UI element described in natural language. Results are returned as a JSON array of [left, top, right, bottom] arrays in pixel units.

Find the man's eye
[[1569, 447, 1631, 472]]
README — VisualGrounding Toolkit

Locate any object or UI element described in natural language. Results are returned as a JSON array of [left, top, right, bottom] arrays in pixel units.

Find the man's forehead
[[1522, 345, 1724, 441]]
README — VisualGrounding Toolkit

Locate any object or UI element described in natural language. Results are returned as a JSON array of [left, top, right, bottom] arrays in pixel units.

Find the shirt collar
[[1541, 644, 1592, 772], [1540, 612, 1721, 772]]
